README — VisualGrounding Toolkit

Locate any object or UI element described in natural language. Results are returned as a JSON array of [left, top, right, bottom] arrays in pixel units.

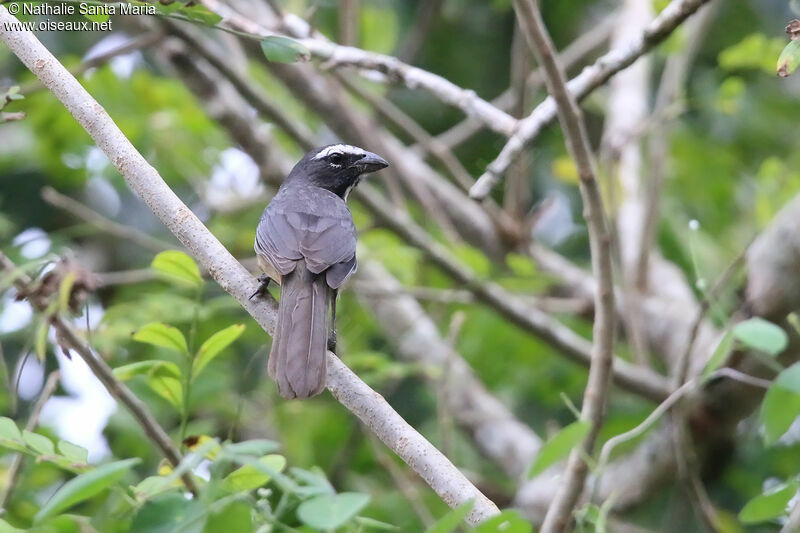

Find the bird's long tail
[[268, 260, 329, 399]]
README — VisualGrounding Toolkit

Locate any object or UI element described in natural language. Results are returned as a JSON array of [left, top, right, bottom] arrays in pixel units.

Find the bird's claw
[[250, 274, 272, 300], [327, 329, 337, 352]]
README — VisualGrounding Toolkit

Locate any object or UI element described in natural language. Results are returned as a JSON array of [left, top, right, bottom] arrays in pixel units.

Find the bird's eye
[[329, 152, 343, 165]]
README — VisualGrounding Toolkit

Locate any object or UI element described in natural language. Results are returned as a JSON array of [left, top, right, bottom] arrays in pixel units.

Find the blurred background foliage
[[1, 0, 800, 531]]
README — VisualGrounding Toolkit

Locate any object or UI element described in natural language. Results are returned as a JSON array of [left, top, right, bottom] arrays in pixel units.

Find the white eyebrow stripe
[[313, 144, 366, 160]]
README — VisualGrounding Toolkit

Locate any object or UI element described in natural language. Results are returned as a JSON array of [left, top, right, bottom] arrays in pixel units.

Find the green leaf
[[182, 4, 222, 26], [58, 270, 76, 312], [505, 253, 537, 277], [760, 385, 800, 445], [34, 318, 49, 361], [424, 499, 474, 533], [528, 420, 590, 478], [148, 367, 183, 410], [260, 36, 311, 63], [192, 324, 246, 379], [57, 440, 89, 464], [473, 510, 532, 533], [151, 250, 202, 288], [223, 454, 286, 492], [732, 318, 787, 356], [760, 363, 800, 445], [775, 362, 800, 394], [778, 38, 800, 77], [131, 476, 172, 502], [0, 518, 25, 533], [34, 458, 140, 524], [719, 33, 786, 74], [203, 500, 252, 533], [0, 417, 22, 443], [82, 10, 109, 23], [23, 430, 55, 455], [133, 322, 188, 354], [222, 439, 280, 458], [297, 492, 371, 531], [701, 331, 733, 381], [130, 492, 205, 533], [354, 516, 400, 531], [453, 245, 491, 277], [113, 360, 181, 381], [739, 482, 797, 523]]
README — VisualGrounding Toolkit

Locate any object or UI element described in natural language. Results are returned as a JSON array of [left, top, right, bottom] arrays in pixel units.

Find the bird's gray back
[[255, 185, 357, 287]]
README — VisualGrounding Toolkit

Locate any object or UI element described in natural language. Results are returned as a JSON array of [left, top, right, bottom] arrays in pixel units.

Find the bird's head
[[286, 144, 389, 200]]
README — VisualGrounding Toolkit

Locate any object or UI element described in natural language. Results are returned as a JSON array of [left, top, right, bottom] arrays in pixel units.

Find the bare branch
[[511, 1, 616, 532], [425, 15, 614, 156], [41, 186, 175, 253], [636, 2, 718, 291], [161, 20, 317, 150], [0, 12, 499, 523], [155, 35, 544, 478], [200, 0, 518, 137], [358, 187, 666, 402], [470, 0, 713, 200], [338, 0, 359, 47], [355, 260, 542, 477], [0, 252, 198, 494], [19, 31, 163, 96]]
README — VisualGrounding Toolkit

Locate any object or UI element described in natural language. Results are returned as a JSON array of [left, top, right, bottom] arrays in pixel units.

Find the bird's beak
[[356, 151, 389, 174]]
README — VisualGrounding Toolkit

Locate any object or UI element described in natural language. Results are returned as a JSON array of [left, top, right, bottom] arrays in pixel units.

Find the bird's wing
[[255, 186, 357, 284]]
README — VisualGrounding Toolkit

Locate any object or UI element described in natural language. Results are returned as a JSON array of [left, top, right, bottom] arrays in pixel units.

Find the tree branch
[[423, 12, 614, 157], [41, 186, 176, 253], [0, 252, 198, 494], [0, 10, 499, 523], [200, 0, 518, 137], [470, 0, 712, 200], [511, 1, 616, 532]]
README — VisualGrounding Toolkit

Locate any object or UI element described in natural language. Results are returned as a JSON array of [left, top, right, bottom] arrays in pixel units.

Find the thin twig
[[635, 2, 717, 291], [0, 370, 60, 511], [161, 19, 317, 150], [155, 38, 544, 481], [511, 2, 616, 532], [426, 15, 614, 155], [0, 14, 499, 523], [200, 0, 519, 137], [470, 0, 712, 200], [19, 31, 163, 96], [41, 186, 175, 253], [0, 252, 199, 494], [338, 0, 359, 47], [358, 187, 666, 402]]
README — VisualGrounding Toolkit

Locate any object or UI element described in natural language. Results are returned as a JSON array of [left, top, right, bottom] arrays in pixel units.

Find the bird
[[253, 144, 389, 399]]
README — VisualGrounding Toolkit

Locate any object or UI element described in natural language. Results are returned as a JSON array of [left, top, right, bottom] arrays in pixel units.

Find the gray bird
[[254, 144, 389, 399]]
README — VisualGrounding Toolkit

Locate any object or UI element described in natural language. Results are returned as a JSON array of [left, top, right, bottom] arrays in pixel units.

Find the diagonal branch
[[158, 29, 669, 402], [200, 0, 518, 137], [0, 253, 198, 495], [511, 1, 616, 532], [423, 13, 614, 157], [0, 9, 499, 524], [470, 0, 712, 200]]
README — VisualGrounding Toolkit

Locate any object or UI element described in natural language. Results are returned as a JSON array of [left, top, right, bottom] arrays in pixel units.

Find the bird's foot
[[327, 329, 337, 352], [249, 274, 272, 300]]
